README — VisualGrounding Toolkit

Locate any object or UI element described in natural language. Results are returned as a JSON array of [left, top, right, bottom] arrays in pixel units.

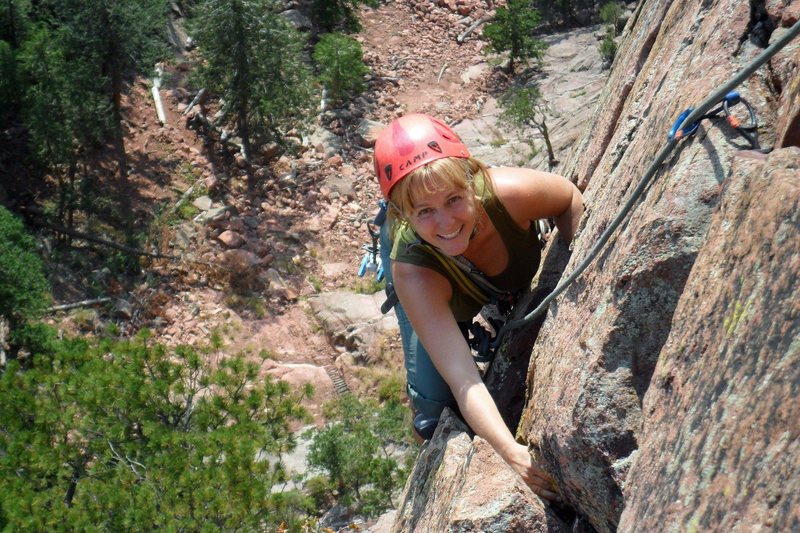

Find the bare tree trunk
[[538, 120, 557, 169], [109, 52, 133, 242], [457, 15, 493, 44], [6, 0, 18, 48], [64, 461, 84, 507], [67, 160, 76, 235]]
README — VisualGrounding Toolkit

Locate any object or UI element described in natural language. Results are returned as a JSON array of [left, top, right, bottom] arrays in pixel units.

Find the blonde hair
[[387, 156, 493, 225]]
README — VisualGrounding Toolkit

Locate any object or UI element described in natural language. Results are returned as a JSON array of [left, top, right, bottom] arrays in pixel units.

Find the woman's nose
[[433, 209, 453, 227]]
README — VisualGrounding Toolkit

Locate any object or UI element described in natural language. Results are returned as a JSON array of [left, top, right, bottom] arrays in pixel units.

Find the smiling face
[[388, 157, 486, 256], [408, 186, 478, 256]]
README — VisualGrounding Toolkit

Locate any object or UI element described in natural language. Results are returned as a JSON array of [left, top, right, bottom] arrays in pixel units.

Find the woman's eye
[[417, 208, 433, 218], [447, 195, 462, 205]]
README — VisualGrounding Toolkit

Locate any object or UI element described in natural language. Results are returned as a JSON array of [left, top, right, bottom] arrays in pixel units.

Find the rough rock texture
[[618, 147, 800, 531], [393, 0, 800, 531], [391, 411, 570, 533], [454, 25, 608, 173], [484, 237, 572, 431]]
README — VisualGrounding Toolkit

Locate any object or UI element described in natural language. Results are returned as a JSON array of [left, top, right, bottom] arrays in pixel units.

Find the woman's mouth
[[438, 226, 463, 240]]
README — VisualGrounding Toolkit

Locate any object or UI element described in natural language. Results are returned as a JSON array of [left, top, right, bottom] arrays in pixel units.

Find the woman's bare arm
[[393, 261, 560, 500], [490, 167, 584, 243]]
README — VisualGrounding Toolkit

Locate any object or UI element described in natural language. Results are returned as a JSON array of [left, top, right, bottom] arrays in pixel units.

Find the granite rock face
[[391, 411, 570, 533], [618, 146, 800, 531], [518, 0, 800, 531], [392, 0, 800, 531]]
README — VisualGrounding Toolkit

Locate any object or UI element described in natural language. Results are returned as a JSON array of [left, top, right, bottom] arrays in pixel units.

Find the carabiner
[[669, 108, 700, 140]]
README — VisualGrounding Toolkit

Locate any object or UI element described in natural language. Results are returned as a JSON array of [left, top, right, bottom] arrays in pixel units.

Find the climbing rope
[[490, 18, 800, 350]]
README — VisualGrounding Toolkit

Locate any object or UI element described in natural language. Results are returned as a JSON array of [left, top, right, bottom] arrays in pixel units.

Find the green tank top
[[390, 173, 542, 322]]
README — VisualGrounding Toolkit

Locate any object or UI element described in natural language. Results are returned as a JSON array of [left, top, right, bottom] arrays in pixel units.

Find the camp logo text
[[399, 150, 429, 173]]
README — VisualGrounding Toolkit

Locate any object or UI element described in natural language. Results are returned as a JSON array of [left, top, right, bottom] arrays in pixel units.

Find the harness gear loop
[[358, 200, 387, 281], [490, 18, 800, 352]]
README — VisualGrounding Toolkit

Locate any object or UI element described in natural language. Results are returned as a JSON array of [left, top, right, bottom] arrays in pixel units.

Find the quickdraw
[[669, 91, 767, 151]]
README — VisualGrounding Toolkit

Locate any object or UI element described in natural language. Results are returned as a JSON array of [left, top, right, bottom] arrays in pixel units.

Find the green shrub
[[498, 85, 558, 167], [307, 395, 412, 516], [376, 372, 405, 404], [0, 206, 50, 327], [0, 329, 314, 531], [599, 26, 618, 68], [314, 32, 369, 105], [305, 475, 335, 509], [600, 1, 623, 34], [484, 0, 546, 74]]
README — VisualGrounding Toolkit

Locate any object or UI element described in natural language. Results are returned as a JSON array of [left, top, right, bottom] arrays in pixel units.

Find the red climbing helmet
[[373, 113, 471, 199]]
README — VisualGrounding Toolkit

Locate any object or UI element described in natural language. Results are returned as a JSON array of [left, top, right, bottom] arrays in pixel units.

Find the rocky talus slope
[[392, 1, 800, 531]]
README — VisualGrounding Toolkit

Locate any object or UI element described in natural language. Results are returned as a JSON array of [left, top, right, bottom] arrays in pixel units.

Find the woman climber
[[373, 113, 583, 501]]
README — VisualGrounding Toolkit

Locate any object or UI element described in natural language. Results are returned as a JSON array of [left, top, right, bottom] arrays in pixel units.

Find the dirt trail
[[358, 1, 500, 123]]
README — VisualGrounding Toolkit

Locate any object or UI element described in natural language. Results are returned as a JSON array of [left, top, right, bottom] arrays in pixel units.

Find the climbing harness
[[412, 241, 518, 363], [361, 198, 555, 362], [489, 18, 800, 351]]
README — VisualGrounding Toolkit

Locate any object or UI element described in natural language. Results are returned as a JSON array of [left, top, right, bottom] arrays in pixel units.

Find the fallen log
[[49, 297, 113, 313], [457, 16, 493, 44], [26, 213, 180, 262], [151, 65, 167, 125], [188, 112, 247, 159], [183, 88, 206, 116]]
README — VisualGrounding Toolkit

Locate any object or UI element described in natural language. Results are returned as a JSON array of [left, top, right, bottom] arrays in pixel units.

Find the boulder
[[280, 8, 312, 31], [195, 205, 233, 224], [309, 291, 398, 357], [113, 299, 133, 320], [307, 126, 343, 158], [265, 362, 335, 399], [357, 118, 385, 147], [192, 195, 212, 211], [223, 248, 261, 268], [217, 230, 245, 248]]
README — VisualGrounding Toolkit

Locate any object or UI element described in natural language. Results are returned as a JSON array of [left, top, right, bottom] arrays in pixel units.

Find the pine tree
[[309, 0, 378, 33], [0, 329, 314, 530], [55, 0, 167, 240], [484, 0, 546, 75], [12, 0, 168, 241], [498, 85, 557, 168], [308, 394, 411, 516], [191, 0, 314, 162], [0, 206, 50, 329], [314, 32, 369, 106]]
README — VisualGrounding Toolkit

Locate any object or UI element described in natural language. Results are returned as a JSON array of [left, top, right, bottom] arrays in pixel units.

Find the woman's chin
[[434, 236, 469, 256]]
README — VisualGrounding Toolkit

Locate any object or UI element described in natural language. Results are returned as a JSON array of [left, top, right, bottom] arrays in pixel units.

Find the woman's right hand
[[503, 442, 562, 502]]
